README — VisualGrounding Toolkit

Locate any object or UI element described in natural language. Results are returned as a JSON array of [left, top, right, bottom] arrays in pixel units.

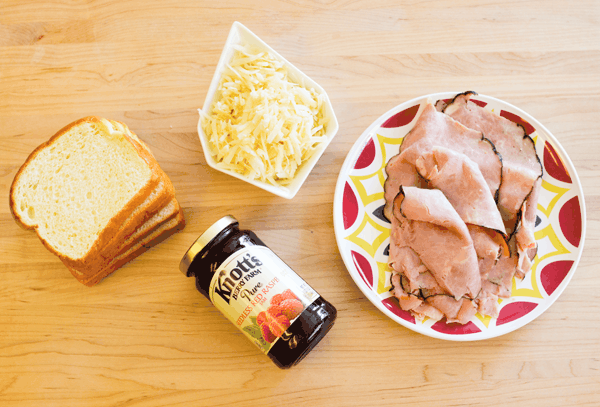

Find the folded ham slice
[[415, 146, 506, 235], [442, 91, 542, 280], [391, 141, 508, 273], [514, 176, 542, 279], [443, 94, 542, 221], [389, 187, 480, 323], [384, 102, 502, 221]]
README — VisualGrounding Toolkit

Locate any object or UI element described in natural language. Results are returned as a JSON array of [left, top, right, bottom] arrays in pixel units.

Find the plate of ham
[[334, 91, 585, 340]]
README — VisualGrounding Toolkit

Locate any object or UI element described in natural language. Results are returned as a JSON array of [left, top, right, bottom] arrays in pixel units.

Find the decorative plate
[[333, 92, 586, 341]]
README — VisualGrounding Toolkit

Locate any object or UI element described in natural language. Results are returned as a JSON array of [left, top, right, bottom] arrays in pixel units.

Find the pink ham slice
[[399, 144, 508, 274], [414, 146, 506, 235], [427, 296, 477, 325], [470, 192, 539, 318], [515, 176, 541, 253], [442, 91, 542, 278], [442, 92, 542, 234], [514, 177, 542, 279], [384, 102, 502, 221], [475, 234, 524, 317], [383, 147, 429, 221], [389, 186, 481, 322]]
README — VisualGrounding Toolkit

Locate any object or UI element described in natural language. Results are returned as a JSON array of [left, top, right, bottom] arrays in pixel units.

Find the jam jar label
[[208, 246, 319, 354]]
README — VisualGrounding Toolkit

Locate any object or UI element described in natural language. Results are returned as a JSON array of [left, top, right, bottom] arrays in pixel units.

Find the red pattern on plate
[[431, 320, 481, 335], [500, 110, 536, 135], [382, 297, 415, 324], [381, 104, 420, 128], [544, 141, 572, 183], [470, 99, 488, 107], [351, 250, 373, 288], [496, 302, 538, 326], [354, 138, 376, 169], [559, 196, 582, 247], [540, 260, 573, 296], [342, 182, 359, 230]]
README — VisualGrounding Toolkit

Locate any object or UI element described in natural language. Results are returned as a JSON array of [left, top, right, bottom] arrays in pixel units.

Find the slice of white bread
[[65, 119, 176, 274], [10, 117, 161, 268], [67, 197, 181, 279], [76, 208, 185, 287], [68, 176, 175, 275]]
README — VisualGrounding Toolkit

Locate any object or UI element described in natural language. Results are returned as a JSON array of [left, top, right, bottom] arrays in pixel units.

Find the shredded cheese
[[201, 44, 328, 187]]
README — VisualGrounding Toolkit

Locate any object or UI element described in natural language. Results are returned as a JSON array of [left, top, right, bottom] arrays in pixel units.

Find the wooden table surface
[[1, 1, 599, 406]]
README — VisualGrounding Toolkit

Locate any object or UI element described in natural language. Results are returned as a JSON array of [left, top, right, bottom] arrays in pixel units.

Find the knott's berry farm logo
[[213, 252, 264, 304]]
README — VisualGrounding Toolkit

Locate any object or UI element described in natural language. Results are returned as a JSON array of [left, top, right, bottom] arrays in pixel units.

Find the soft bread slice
[[9, 117, 160, 268], [66, 119, 176, 274], [68, 197, 181, 278], [67, 176, 175, 275], [75, 208, 185, 287]]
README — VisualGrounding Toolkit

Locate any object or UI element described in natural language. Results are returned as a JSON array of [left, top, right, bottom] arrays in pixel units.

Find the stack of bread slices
[[9, 116, 185, 286]]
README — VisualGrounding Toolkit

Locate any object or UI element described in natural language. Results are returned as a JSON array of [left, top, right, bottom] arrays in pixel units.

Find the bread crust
[[72, 208, 186, 287], [9, 116, 160, 270], [115, 198, 180, 255], [67, 196, 180, 275], [9, 117, 104, 229]]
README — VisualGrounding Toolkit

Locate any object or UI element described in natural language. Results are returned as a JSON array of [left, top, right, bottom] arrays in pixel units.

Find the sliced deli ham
[[514, 176, 542, 278], [384, 102, 502, 221], [442, 91, 542, 278], [515, 176, 541, 253], [389, 187, 481, 322], [442, 92, 542, 231], [468, 225, 507, 260], [415, 146, 506, 235], [384, 92, 542, 324], [383, 147, 429, 220], [393, 144, 509, 288]]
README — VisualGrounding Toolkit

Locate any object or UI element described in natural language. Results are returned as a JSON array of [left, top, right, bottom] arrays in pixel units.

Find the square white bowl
[[197, 21, 339, 199]]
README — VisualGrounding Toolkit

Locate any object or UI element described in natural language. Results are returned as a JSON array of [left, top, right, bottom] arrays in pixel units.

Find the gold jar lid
[[179, 215, 238, 276]]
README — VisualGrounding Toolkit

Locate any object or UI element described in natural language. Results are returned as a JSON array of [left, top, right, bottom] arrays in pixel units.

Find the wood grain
[[1, 1, 599, 406]]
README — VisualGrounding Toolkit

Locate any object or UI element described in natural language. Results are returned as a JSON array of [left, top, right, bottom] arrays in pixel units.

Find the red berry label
[[208, 246, 319, 354]]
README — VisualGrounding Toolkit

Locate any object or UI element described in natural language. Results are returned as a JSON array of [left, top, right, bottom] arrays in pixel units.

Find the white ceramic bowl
[[197, 21, 339, 199]]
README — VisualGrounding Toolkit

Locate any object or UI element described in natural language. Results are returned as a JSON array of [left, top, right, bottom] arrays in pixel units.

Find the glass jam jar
[[179, 215, 337, 369]]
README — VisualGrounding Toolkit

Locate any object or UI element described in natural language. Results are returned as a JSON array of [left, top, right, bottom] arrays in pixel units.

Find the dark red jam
[[180, 215, 337, 369]]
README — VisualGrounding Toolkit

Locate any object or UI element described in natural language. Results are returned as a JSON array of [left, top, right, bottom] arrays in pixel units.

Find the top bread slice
[[63, 119, 177, 275], [9, 116, 161, 269], [91, 120, 173, 252]]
